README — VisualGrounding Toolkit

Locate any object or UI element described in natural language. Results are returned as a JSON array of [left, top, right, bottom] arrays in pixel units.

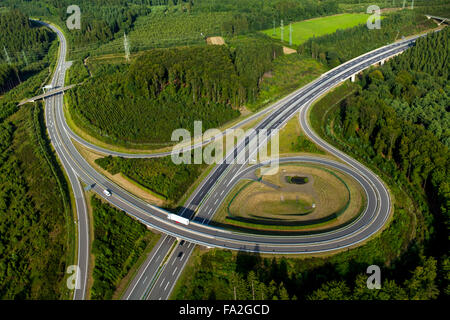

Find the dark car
[[179, 240, 185, 246], [178, 252, 184, 259]]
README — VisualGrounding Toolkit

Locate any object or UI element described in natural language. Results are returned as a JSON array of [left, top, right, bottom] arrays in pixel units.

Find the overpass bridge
[[18, 84, 77, 106], [426, 15, 449, 25]]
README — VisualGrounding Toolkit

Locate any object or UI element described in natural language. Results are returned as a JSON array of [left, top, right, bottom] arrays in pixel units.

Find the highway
[[36, 21, 89, 300], [32, 21, 424, 300]]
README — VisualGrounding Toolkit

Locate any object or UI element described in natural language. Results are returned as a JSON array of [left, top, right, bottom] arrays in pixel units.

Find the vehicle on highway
[[178, 252, 184, 259], [167, 214, 190, 225], [180, 240, 185, 246], [103, 189, 112, 197]]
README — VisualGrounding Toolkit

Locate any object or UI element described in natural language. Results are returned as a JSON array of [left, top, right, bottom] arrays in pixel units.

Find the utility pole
[[289, 23, 293, 46], [280, 19, 284, 42]]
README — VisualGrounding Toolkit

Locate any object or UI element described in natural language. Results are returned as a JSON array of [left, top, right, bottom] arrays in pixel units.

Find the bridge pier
[[350, 74, 356, 82]]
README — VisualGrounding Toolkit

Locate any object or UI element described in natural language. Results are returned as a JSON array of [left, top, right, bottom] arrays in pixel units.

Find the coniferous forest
[[0, 10, 53, 94], [67, 36, 282, 146]]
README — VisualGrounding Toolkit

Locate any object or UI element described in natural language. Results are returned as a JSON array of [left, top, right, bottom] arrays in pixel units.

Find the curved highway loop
[[38, 18, 422, 254]]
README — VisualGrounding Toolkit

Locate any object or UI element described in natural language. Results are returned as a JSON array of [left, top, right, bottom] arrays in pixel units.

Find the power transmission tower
[[22, 51, 28, 66], [280, 19, 284, 42], [3, 46, 11, 65], [124, 32, 130, 62], [252, 281, 255, 300]]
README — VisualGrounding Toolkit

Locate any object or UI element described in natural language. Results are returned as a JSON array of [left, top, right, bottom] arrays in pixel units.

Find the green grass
[[246, 54, 326, 112], [262, 13, 370, 46]]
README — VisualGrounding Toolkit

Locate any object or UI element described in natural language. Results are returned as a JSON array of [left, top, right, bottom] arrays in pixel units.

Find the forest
[[0, 65, 18, 95], [67, 36, 282, 146], [0, 8, 75, 299], [174, 249, 441, 300], [90, 196, 159, 300], [0, 102, 73, 299], [0, 9, 52, 61], [2, 0, 340, 51], [0, 10, 54, 93], [338, 28, 449, 249], [312, 28, 449, 298]]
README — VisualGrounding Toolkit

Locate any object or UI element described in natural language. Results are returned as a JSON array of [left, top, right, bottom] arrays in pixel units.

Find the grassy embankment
[[211, 163, 365, 233]]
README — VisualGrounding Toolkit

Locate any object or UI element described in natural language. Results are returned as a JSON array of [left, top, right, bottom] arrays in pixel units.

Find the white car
[[103, 189, 112, 197]]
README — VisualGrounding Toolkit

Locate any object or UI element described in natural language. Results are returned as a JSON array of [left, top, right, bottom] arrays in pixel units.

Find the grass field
[[262, 13, 370, 46], [246, 55, 326, 112], [212, 163, 366, 233]]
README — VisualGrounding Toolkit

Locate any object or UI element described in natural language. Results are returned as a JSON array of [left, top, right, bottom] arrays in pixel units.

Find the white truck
[[167, 214, 190, 226]]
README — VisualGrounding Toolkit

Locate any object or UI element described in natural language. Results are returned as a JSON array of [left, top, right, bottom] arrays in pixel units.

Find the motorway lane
[[146, 241, 195, 300], [38, 21, 89, 300], [123, 235, 175, 300]]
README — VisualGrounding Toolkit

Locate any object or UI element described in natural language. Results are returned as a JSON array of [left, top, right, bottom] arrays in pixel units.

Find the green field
[[262, 13, 370, 45]]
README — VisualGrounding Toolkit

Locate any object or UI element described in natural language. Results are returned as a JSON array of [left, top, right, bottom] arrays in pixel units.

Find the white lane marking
[[160, 278, 165, 288], [164, 282, 170, 291], [172, 267, 178, 276], [143, 276, 148, 283], [214, 198, 219, 205]]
